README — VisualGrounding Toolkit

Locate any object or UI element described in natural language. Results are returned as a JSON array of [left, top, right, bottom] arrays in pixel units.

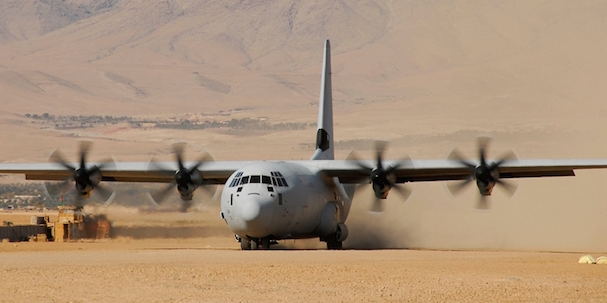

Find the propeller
[[447, 136, 517, 209], [349, 141, 412, 212], [47, 141, 115, 208], [148, 143, 215, 212]]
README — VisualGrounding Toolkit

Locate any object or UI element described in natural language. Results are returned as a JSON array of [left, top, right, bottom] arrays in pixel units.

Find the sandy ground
[[1, 210, 606, 302], [0, 242, 606, 302], [1, 211, 606, 302]]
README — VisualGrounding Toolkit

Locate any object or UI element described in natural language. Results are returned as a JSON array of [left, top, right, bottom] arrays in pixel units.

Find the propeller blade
[[385, 154, 412, 175], [49, 149, 76, 171], [197, 184, 218, 197], [476, 195, 489, 210], [490, 150, 517, 170], [370, 197, 383, 212], [179, 200, 192, 213], [150, 182, 177, 205], [79, 141, 92, 169], [447, 177, 474, 196], [374, 141, 388, 169], [74, 192, 85, 208], [496, 179, 518, 197], [93, 183, 115, 203], [477, 136, 490, 166], [172, 143, 186, 170], [390, 183, 412, 202], [44, 180, 71, 196], [188, 151, 214, 175], [447, 148, 476, 169], [346, 150, 373, 173], [147, 159, 177, 176]]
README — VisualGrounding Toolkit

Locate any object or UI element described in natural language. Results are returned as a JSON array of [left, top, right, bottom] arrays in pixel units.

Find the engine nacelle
[[371, 168, 396, 199], [474, 165, 499, 196], [475, 180, 495, 196], [372, 181, 391, 199], [177, 184, 197, 200]]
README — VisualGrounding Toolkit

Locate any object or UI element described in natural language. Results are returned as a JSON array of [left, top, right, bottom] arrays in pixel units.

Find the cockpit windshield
[[229, 171, 289, 187]]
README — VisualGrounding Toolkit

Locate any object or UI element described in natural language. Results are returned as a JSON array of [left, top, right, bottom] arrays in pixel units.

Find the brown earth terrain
[[1, 208, 607, 302], [1, 0, 607, 301]]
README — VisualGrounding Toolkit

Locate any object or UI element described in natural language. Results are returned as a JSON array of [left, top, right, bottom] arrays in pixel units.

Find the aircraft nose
[[238, 194, 274, 236], [241, 198, 262, 222]]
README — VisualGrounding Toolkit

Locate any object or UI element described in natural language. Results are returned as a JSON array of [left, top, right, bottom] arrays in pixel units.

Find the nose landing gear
[[237, 236, 275, 250]]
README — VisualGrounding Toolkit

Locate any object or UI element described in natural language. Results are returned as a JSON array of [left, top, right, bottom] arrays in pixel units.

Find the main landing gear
[[323, 223, 348, 250]]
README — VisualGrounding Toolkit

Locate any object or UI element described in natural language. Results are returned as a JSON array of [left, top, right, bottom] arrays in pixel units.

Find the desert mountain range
[[1, 0, 607, 250]]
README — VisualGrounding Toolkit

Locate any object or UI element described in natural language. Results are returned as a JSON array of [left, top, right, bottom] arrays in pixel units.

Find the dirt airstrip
[[0, 210, 606, 302], [1, 242, 606, 302]]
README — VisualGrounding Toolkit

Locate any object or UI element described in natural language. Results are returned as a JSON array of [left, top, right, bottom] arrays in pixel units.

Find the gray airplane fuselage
[[220, 161, 353, 241]]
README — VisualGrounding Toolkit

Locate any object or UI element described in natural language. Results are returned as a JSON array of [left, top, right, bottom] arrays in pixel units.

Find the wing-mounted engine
[[47, 141, 115, 207], [349, 141, 412, 212], [447, 136, 518, 209], [148, 143, 216, 212]]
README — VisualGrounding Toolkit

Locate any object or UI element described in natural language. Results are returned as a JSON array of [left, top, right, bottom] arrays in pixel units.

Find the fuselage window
[[262, 175, 271, 185], [276, 178, 284, 187], [271, 177, 277, 186], [267, 186, 274, 192], [240, 176, 250, 185], [250, 175, 261, 183], [281, 178, 289, 187]]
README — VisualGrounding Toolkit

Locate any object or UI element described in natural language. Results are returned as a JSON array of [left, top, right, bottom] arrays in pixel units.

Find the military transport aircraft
[[3, 40, 607, 250]]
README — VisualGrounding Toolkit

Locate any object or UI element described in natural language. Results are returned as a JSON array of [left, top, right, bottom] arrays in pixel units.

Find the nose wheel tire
[[240, 239, 251, 250], [245, 237, 271, 250]]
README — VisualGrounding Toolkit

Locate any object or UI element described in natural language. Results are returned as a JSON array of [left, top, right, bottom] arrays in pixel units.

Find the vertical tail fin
[[311, 39, 334, 160]]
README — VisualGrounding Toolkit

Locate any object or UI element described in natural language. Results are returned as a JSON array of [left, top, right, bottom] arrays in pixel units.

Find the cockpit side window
[[250, 175, 261, 184], [270, 171, 289, 187], [229, 172, 244, 187], [262, 176, 271, 184], [240, 176, 250, 185]]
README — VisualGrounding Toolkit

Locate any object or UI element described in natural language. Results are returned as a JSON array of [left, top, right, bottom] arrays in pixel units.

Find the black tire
[[326, 235, 343, 250], [261, 237, 270, 250], [240, 239, 251, 250]]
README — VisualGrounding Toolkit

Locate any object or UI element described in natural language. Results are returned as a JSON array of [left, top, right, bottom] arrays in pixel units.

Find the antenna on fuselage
[[310, 39, 334, 161]]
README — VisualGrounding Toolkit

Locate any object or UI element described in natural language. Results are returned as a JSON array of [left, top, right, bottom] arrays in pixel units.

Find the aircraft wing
[[0, 161, 252, 184], [318, 159, 607, 183], [3, 159, 607, 185]]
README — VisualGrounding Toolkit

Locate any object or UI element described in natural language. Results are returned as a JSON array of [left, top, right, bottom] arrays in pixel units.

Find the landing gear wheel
[[261, 237, 270, 250], [325, 224, 347, 250], [326, 237, 342, 250], [240, 239, 251, 250], [251, 239, 259, 250]]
